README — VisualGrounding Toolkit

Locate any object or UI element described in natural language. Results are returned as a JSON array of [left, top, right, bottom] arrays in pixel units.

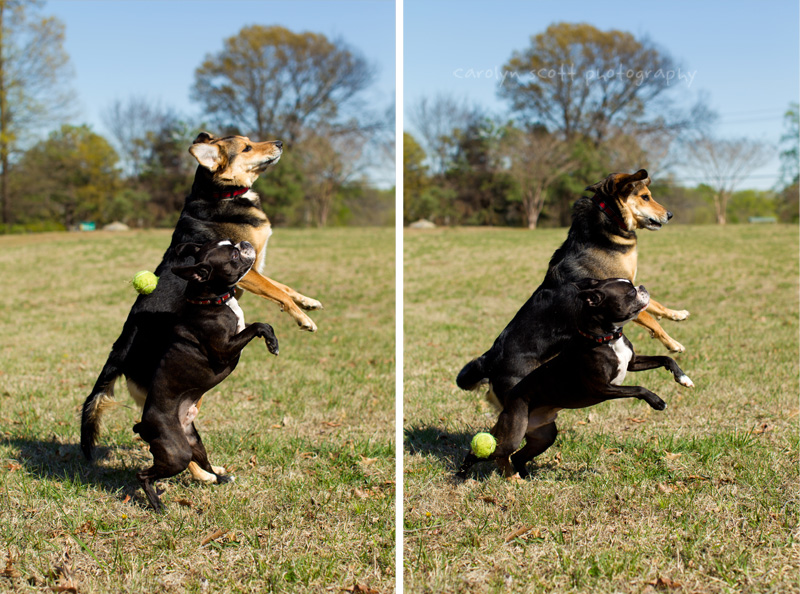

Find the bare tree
[[407, 94, 480, 176], [102, 96, 176, 178], [297, 125, 370, 226], [685, 135, 772, 224], [0, 0, 74, 226], [500, 125, 577, 229]]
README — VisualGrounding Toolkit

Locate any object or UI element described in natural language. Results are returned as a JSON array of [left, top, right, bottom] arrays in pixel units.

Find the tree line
[[1, 2, 394, 232], [404, 23, 798, 227]]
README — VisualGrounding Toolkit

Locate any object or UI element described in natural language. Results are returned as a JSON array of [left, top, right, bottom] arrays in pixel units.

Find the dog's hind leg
[[185, 422, 233, 484], [633, 310, 686, 353], [510, 422, 559, 479], [134, 419, 193, 512]]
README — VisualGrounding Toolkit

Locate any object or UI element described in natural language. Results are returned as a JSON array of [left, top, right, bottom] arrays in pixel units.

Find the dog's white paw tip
[[678, 375, 694, 388]]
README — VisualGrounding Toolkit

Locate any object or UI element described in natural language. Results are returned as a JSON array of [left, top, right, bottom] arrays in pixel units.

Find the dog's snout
[[274, 141, 283, 150], [666, 211, 673, 220]]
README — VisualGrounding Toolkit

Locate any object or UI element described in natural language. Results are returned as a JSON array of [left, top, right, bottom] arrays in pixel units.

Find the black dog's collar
[[209, 186, 250, 200], [186, 289, 237, 306], [578, 328, 623, 344], [590, 194, 628, 231]]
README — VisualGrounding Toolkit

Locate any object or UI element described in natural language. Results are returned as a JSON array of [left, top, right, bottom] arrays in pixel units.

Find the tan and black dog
[[81, 133, 321, 482], [457, 169, 689, 408]]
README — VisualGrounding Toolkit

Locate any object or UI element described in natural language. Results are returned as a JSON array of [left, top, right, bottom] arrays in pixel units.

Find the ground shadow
[[1, 434, 149, 505], [404, 423, 603, 483]]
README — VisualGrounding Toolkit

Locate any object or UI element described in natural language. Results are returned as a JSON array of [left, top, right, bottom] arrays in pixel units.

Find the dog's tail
[[456, 356, 488, 391], [80, 320, 137, 460]]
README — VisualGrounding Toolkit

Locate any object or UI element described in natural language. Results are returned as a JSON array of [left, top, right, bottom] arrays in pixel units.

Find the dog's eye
[[232, 250, 239, 260], [641, 195, 650, 202], [243, 145, 252, 153]]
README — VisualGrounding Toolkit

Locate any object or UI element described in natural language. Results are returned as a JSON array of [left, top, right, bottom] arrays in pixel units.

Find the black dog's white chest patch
[[609, 337, 633, 385]]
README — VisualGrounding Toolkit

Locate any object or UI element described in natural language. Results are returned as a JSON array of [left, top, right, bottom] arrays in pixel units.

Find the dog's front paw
[[297, 295, 323, 311], [646, 395, 667, 410], [216, 473, 235, 484], [662, 337, 685, 353], [676, 374, 695, 388], [295, 312, 317, 333], [669, 309, 690, 322]]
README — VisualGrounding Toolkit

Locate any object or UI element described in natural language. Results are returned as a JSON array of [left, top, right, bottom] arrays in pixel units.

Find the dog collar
[[210, 186, 250, 200], [186, 289, 237, 306], [578, 328, 623, 344], [590, 194, 628, 231]]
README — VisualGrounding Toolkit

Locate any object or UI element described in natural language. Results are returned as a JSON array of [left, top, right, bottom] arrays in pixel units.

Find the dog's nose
[[666, 211, 673, 220], [274, 141, 283, 150]]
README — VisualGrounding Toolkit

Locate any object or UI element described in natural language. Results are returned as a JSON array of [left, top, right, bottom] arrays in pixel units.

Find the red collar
[[186, 289, 237, 306], [578, 328, 623, 344], [590, 194, 628, 231], [210, 186, 250, 200]]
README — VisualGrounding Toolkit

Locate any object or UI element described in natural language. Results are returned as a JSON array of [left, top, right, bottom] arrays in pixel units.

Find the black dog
[[456, 170, 689, 410], [457, 278, 693, 480], [81, 133, 320, 469], [133, 239, 279, 511]]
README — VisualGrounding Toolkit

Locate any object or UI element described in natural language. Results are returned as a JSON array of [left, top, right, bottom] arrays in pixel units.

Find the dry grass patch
[[404, 225, 798, 594], [0, 227, 394, 593]]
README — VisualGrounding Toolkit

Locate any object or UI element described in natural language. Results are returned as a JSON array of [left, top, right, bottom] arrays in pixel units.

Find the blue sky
[[404, 0, 799, 190], [46, 0, 395, 181]]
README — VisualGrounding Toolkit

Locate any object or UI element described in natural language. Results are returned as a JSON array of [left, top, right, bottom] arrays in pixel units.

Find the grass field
[[0, 227, 395, 593], [404, 224, 798, 593]]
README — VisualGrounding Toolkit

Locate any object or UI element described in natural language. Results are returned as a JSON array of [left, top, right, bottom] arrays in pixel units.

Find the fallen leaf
[[648, 576, 682, 589], [121, 494, 131, 504], [663, 452, 682, 460], [5, 463, 21, 472], [480, 496, 498, 505], [176, 499, 193, 508], [627, 417, 646, 424], [752, 423, 773, 434], [657, 483, 673, 494], [200, 528, 228, 547], [358, 456, 377, 466], [324, 421, 342, 427], [2, 554, 21, 579], [504, 525, 535, 543], [343, 584, 380, 594], [300, 452, 316, 459]]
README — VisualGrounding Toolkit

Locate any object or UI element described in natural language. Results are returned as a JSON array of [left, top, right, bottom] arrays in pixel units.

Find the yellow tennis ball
[[132, 271, 158, 295], [471, 432, 496, 458]]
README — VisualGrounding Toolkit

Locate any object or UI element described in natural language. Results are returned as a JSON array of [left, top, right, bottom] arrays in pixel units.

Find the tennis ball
[[471, 432, 496, 458], [132, 271, 158, 295]]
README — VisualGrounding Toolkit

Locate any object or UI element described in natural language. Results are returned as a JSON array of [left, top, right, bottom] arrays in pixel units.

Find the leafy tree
[[191, 25, 375, 145], [403, 132, 429, 222], [0, 0, 74, 227], [499, 22, 686, 145], [13, 124, 119, 228]]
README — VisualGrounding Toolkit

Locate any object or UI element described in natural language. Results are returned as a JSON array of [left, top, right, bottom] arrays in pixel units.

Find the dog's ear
[[189, 141, 222, 172], [621, 169, 650, 192], [172, 263, 213, 283], [193, 132, 216, 144], [175, 242, 203, 259], [585, 174, 621, 196], [573, 278, 600, 291], [577, 288, 605, 307]]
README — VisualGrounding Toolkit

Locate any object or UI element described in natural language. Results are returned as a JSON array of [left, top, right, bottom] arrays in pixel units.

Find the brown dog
[[457, 169, 689, 408], [81, 132, 321, 483]]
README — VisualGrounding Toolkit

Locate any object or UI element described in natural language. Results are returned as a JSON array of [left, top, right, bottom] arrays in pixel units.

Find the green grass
[[0, 227, 394, 593], [404, 224, 798, 594]]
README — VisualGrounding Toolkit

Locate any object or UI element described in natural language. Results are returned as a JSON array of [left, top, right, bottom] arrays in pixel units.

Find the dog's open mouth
[[646, 218, 663, 230], [252, 155, 281, 171]]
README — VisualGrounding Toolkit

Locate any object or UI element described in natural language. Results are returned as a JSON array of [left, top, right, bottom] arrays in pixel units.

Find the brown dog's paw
[[668, 309, 690, 321], [661, 336, 685, 353], [296, 295, 323, 311], [295, 312, 318, 333]]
